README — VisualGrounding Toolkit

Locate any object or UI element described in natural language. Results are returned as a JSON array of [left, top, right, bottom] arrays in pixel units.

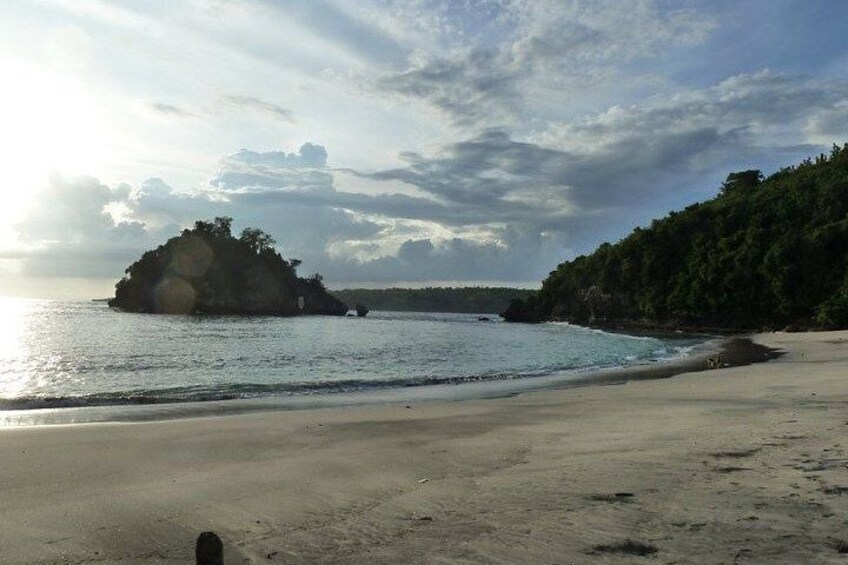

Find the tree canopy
[[503, 144, 848, 331]]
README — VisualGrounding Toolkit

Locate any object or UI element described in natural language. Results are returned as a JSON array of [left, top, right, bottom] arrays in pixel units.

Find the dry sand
[[1, 331, 847, 564]]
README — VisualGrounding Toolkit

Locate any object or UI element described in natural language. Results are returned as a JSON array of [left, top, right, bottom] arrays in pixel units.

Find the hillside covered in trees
[[503, 145, 848, 331], [109, 217, 347, 316], [331, 287, 536, 314]]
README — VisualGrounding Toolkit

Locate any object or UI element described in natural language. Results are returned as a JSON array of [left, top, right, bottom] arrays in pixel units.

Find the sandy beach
[[1, 331, 847, 564]]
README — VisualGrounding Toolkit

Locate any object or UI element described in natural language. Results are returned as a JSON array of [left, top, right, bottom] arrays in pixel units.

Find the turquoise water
[[0, 298, 703, 410]]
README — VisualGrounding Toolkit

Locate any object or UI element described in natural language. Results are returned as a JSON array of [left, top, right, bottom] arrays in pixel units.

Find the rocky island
[[108, 217, 347, 316]]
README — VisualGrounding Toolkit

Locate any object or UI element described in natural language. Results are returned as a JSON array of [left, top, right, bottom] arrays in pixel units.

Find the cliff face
[[505, 146, 848, 331], [108, 218, 347, 316]]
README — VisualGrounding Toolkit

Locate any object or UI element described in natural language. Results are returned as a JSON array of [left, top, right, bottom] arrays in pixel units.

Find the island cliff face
[[109, 217, 347, 316], [504, 145, 848, 331]]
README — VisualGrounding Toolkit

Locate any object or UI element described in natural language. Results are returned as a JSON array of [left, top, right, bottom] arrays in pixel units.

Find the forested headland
[[109, 217, 347, 316], [332, 287, 536, 314], [503, 145, 848, 331]]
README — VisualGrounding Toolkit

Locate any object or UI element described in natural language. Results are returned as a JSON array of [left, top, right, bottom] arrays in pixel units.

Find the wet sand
[[1, 331, 847, 563]]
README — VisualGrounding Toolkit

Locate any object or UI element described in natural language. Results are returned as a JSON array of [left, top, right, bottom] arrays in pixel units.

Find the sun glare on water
[[0, 297, 38, 399], [0, 58, 109, 246]]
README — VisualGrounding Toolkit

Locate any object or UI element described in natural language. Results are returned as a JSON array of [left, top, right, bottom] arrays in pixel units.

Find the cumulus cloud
[[212, 144, 332, 193], [8, 141, 566, 284], [319, 228, 566, 283], [204, 143, 549, 276], [13, 176, 156, 277], [222, 144, 328, 169]]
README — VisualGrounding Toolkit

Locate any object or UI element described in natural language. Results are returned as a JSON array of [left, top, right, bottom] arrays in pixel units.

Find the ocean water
[[0, 298, 704, 411]]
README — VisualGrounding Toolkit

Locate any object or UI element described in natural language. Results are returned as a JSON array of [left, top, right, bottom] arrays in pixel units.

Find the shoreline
[[0, 331, 846, 563], [0, 335, 774, 427]]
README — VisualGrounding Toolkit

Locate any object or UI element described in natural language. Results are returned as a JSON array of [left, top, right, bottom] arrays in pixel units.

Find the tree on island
[[109, 217, 347, 316], [503, 144, 848, 331], [720, 169, 763, 195]]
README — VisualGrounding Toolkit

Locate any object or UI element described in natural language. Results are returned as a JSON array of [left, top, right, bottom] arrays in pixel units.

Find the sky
[[1, 0, 847, 298]]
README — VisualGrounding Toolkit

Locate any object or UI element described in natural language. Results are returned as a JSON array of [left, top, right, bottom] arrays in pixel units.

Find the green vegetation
[[109, 217, 347, 316], [331, 287, 537, 314], [504, 145, 848, 330]]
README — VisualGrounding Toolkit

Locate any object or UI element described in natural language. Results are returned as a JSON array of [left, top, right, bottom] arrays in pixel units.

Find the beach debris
[[713, 466, 751, 473], [417, 478, 429, 484], [587, 492, 635, 503], [733, 548, 753, 564], [710, 448, 761, 458], [821, 485, 848, 495], [409, 514, 434, 522], [800, 458, 848, 472], [707, 353, 723, 369], [588, 539, 658, 556], [195, 531, 223, 565], [737, 515, 759, 522]]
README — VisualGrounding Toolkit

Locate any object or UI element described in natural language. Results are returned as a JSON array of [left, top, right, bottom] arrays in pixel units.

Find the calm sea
[[0, 298, 705, 414]]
